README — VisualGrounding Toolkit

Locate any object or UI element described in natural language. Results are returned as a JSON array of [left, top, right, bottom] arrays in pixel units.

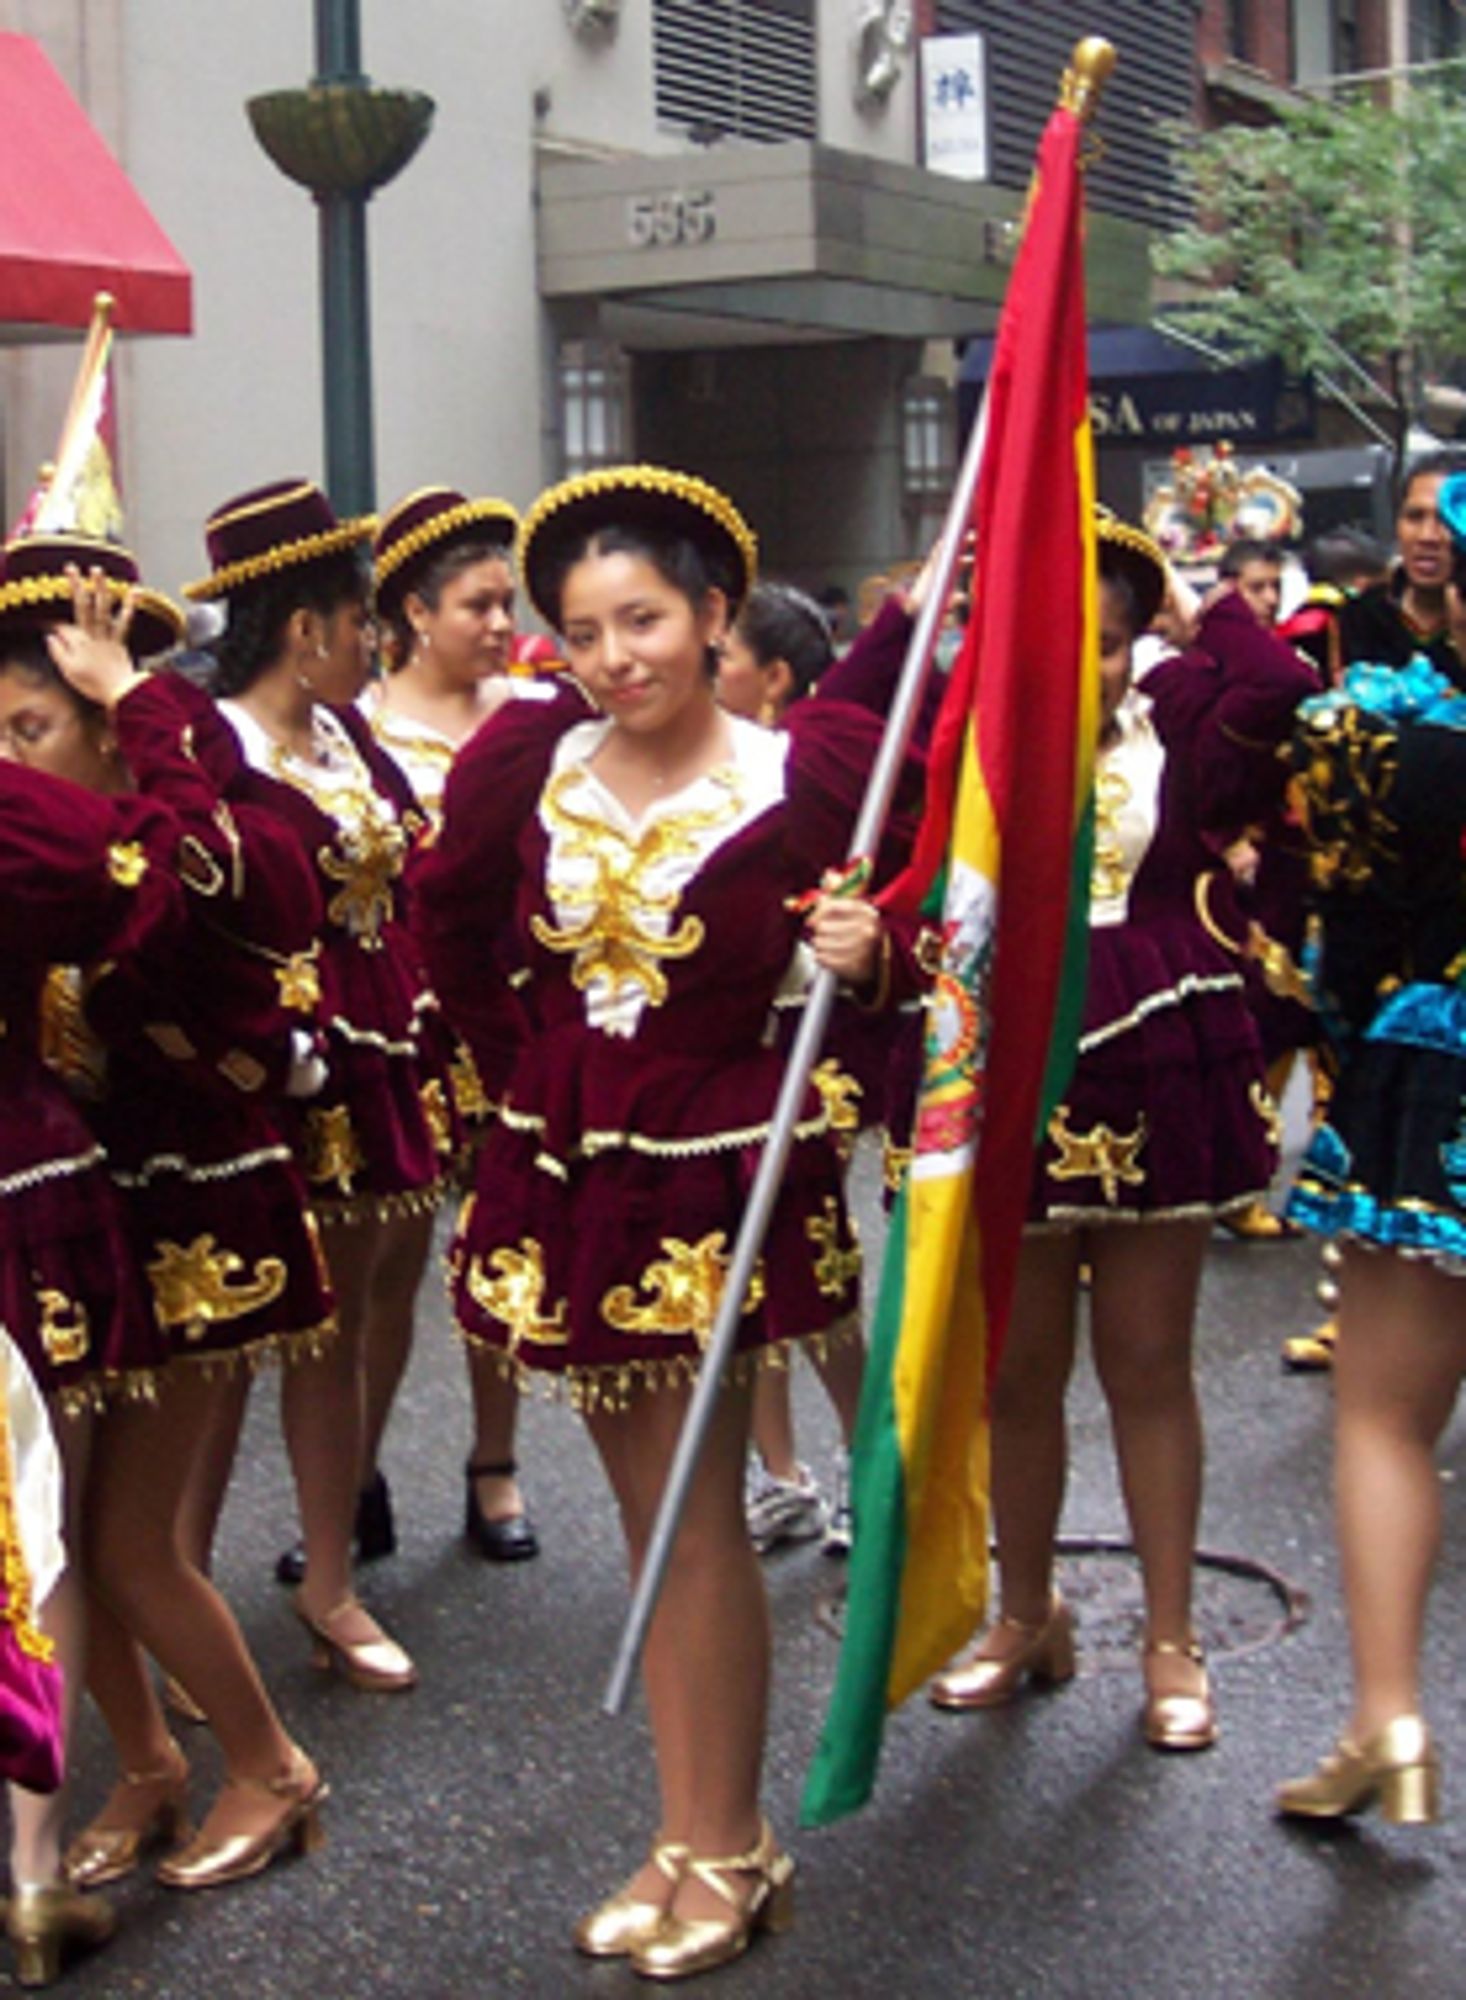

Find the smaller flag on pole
[[12, 292, 123, 540]]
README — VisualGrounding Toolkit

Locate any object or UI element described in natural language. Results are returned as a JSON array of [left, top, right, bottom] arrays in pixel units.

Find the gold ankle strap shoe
[[1278, 1715, 1439, 1825], [1142, 1637, 1218, 1751], [574, 1839, 689, 1958], [630, 1818, 794, 1981]]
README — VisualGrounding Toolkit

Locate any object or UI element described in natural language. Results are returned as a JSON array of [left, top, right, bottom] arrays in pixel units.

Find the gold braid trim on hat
[[517, 464, 758, 617], [375, 497, 521, 589], [1095, 511, 1167, 576], [184, 517, 376, 602], [0, 573, 183, 643]]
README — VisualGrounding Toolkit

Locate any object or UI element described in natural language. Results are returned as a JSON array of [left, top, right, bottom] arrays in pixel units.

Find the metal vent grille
[[933, 2, 1195, 229], [653, 0, 817, 144]]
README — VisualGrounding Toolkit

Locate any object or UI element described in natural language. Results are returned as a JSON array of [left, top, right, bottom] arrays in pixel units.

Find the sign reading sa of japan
[[920, 33, 987, 182]]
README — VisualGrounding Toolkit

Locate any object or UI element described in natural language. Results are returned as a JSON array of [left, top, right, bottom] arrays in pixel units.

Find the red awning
[[0, 34, 191, 338]]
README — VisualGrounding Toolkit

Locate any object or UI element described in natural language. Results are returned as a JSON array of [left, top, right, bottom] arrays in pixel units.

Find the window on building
[[1410, 0, 1464, 62], [652, 0, 817, 145], [901, 377, 953, 503], [1292, 0, 1334, 82], [558, 341, 629, 478], [1333, 0, 1360, 74], [1227, 0, 1250, 60]]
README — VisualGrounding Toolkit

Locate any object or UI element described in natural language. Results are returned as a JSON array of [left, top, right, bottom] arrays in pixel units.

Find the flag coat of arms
[[803, 67, 1102, 1826]]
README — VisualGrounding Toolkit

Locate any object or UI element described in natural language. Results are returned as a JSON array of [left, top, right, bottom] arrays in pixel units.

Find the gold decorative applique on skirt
[[147, 1236, 288, 1339], [464, 1239, 569, 1354], [1047, 1106, 1148, 1205], [303, 1103, 366, 1193], [806, 1197, 861, 1298], [602, 1232, 765, 1344]]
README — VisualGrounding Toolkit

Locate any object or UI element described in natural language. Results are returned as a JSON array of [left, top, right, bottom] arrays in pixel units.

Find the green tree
[[1153, 82, 1466, 464]]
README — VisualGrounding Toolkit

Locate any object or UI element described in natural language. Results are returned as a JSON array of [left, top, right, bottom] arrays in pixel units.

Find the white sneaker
[[822, 1449, 853, 1557], [745, 1462, 827, 1554]]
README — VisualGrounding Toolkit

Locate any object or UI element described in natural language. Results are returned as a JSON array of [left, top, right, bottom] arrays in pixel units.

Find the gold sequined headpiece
[[517, 465, 758, 627], [185, 479, 375, 602]]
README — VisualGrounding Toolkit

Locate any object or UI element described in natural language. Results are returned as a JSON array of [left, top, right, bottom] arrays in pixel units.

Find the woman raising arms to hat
[[415, 466, 896, 1979], [185, 479, 449, 1691], [368, 489, 557, 1561], [928, 520, 1316, 1747], [0, 543, 326, 1978]]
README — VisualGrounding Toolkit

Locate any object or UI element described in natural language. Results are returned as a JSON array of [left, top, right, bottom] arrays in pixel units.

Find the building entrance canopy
[[538, 140, 1152, 350], [0, 35, 191, 340]]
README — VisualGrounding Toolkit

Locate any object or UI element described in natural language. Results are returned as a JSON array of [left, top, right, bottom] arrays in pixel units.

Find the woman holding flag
[[930, 523, 1316, 1746], [415, 465, 896, 1980]]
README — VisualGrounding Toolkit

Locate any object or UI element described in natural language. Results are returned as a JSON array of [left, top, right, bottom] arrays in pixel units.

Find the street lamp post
[[246, 0, 434, 515]]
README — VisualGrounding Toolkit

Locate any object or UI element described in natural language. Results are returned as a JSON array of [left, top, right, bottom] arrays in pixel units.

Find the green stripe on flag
[[800, 1183, 913, 1827]]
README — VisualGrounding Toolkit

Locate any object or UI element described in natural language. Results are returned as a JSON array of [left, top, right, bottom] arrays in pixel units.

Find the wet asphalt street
[[30, 1125, 1466, 2000]]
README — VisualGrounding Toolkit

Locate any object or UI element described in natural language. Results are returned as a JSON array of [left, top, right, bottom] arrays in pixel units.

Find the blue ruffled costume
[[1286, 655, 1466, 1268]]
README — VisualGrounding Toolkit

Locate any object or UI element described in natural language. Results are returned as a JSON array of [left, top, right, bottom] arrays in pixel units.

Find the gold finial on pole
[[1059, 37, 1116, 121]]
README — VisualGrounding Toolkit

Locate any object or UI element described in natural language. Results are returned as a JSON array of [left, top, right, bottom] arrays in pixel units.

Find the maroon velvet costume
[[1030, 595, 1317, 1226], [415, 687, 878, 1405], [216, 697, 459, 1225], [0, 763, 182, 1412], [71, 674, 336, 1369]]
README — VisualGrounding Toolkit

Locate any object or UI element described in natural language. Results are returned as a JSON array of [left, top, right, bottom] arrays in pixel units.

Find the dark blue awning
[[957, 323, 1315, 448]]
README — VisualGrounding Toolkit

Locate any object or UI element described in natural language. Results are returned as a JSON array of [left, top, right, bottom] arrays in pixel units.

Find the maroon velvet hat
[[184, 478, 374, 602], [0, 532, 184, 660], [517, 465, 758, 627], [1097, 510, 1168, 631], [373, 487, 520, 618]]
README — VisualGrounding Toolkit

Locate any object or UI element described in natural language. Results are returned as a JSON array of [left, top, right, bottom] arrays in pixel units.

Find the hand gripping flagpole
[[604, 34, 1117, 1718]]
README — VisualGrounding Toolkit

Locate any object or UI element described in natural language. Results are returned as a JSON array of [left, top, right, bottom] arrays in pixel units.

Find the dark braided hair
[[732, 583, 834, 703], [209, 552, 367, 697], [381, 535, 514, 669]]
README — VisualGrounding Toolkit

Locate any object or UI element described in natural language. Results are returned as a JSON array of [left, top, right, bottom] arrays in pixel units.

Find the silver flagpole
[[602, 385, 995, 1715], [603, 29, 1117, 1720]]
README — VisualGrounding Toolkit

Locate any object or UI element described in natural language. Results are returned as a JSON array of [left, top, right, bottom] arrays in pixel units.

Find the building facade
[[2, 1, 1199, 604]]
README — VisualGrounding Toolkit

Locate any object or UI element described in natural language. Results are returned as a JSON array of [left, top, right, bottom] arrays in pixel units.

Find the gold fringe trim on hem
[[1026, 1189, 1266, 1234], [312, 1180, 446, 1229], [449, 1309, 862, 1416], [163, 1314, 339, 1378], [53, 1366, 161, 1421]]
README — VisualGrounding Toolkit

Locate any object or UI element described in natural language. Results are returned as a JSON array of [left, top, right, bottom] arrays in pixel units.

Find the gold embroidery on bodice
[[1091, 764, 1134, 904], [267, 732, 407, 949], [531, 766, 741, 1021]]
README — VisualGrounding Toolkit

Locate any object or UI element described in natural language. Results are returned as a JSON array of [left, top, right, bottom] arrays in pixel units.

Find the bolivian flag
[[802, 74, 1100, 1825]]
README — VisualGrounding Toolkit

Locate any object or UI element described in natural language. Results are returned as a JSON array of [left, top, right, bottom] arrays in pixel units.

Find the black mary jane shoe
[[464, 1459, 539, 1563], [274, 1471, 397, 1587]]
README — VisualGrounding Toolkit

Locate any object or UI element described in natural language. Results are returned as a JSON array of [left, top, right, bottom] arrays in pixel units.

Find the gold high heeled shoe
[[294, 1594, 417, 1692], [629, 1817, 794, 1982], [155, 1747, 327, 1891], [928, 1598, 1076, 1711], [1277, 1715, 1439, 1825], [573, 1839, 690, 1958], [62, 1741, 192, 1887], [1143, 1637, 1218, 1751], [4, 1884, 116, 1989]]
